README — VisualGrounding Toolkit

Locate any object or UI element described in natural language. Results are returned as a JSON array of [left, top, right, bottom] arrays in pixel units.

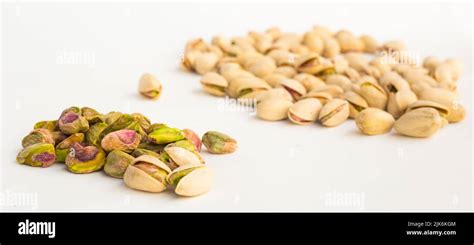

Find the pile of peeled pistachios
[[17, 106, 237, 197], [181, 26, 466, 137]]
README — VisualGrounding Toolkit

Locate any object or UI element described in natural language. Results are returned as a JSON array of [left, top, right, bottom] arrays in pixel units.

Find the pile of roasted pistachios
[[181, 26, 466, 137], [17, 107, 237, 197]]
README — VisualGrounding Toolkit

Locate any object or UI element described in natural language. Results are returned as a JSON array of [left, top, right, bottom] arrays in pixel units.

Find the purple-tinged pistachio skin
[[17, 143, 56, 167], [101, 129, 141, 153], [58, 111, 89, 135], [65, 143, 106, 174]]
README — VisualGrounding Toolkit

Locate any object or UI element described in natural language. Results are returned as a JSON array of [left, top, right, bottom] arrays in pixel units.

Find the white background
[[1, 1, 473, 211]]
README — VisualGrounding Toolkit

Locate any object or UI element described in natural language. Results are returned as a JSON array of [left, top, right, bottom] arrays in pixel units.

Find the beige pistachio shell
[[418, 88, 464, 123], [263, 73, 288, 88], [387, 90, 418, 119], [302, 91, 333, 105], [343, 52, 369, 72], [311, 84, 344, 98], [200, 72, 228, 97], [344, 67, 361, 82], [379, 71, 411, 94], [303, 32, 324, 54], [325, 74, 353, 91], [294, 54, 334, 75], [358, 81, 388, 109], [293, 73, 326, 92], [138, 73, 162, 99], [380, 40, 405, 52], [394, 108, 442, 138], [194, 52, 219, 75], [267, 49, 297, 67], [123, 155, 171, 193], [288, 98, 322, 125], [169, 164, 214, 197], [318, 98, 349, 127], [335, 30, 364, 52], [164, 146, 202, 167], [360, 35, 379, 53], [245, 56, 277, 78], [279, 78, 307, 100], [406, 100, 450, 126], [355, 108, 395, 135], [235, 77, 271, 98], [323, 37, 341, 58], [274, 66, 297, 78], [344, 91, 369, 118], [256, 88, 293, 103], [257, 98, 293, 121]]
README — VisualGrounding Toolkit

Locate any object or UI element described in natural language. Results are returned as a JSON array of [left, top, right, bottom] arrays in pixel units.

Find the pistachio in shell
[[123, 155, 171, 193], [58, 111, 89, 135], [256, 98, 293, 121], [17, 143, 56, 168], [138, 73, 162, 99], [55, 133, 85, 163], [302, 91, 333, 105], [288, 98, 322, 125], [318, 98, 350, 127], [394, 108, 442, 138], [183, 129, 202, 152], [167, 163, 214, 197], [418, 88, 465, 123], [21, 128, 55, 148], [101, 129, 141, 153], [147, 126, 185, 144], [294, 54, 335, 76], [278, 78, 307, 100], [386, 90, 418, 119], [65, 143, 106, 173], [200, 72, 228, 97], [104, 150, 135, 178], [202, 131, 238, 154], [344, 91, 368, 119], [406, 100, 450, 127], [358, 81, 388, 110], [164, 146, 202, 167], [355, 108, 395, 135]]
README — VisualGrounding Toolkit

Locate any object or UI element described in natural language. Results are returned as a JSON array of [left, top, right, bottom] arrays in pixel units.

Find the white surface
[[1, 2, 473, 212]]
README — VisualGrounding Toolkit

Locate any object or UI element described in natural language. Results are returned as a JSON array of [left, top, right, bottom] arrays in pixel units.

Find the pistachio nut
[[137, 142, 165, 153], [183, 129, 202, 152], [194, 52, 219, 75], [185, 38, 209, 53], [293, 73, 326, 92], [423, 56, 441, 75], [379, 71, 411, 94], [256, 98, 293, 121], [81, 107, 104, 124], [104, 150, 135, 178], [255, 88, 293, 103], [55, 133, 85, 163], [318, 98, 350, 127], [131, 113, 151, 133], [202, 131, 238, 154], [263, 73, 288, 88], [51, 131, 67, 144], [344, 91, 368, 118], [355, 108, 395, 135], [278, 78, 307, 100], [360, 35, 379, 53], [34, 120, 58, 131], [418, 88, 465, 123], [22, 128, 55, 148], [17, 143, 56, 168], [132, 148, 161, 159], [138, 73, 162, 99], [164, 146, 202, 167], [325, 74, 353, 92], [387, 90, 418, 119], [99, 114, 146, 140], [379, 40, 405, 52], [302, 91, 333, 105], [245, 56, 277, 78], [394, 108, 442, 138], [165, 139, 205, 165], [267, 49, 297, 67], [85, 122, 108, 147], [332, 56, 349, 73], [311, 85, 344, 98], [406, 100, 450, 127], [58, 111, 89, 135], [146, 123, 168, 134], [322, 37, 341, 58], [123, 155, 171, 193], [344, 67, 361, 82], [303, 32, 324, 54], [288, 98, 322, 125], [167, 163, 213, 197], [66, 143, 106, 173], [344, 52, 370, 73], [294, 54, 335, 77], [200, 72, 228, 97], [274, 66, 297, 78], [104, 111, 123, 125], [236, 77, 271, 99], [101, 129, 141, 153], [335, 30, 364, 53], [147, 126, 185, 145], [358, 81, 388, 109]]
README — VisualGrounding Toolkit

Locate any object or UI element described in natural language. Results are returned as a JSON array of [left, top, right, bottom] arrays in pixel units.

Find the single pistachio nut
[[255, 88, 293, 103], [131, 113, 152, 132], [360, 35, 379, 53], [293, 73, 326, 92], [418, 88, 465, 123], [256, 98, 293, 121], [22, 128, 55, 148], [274, 66, 297, 78], [137, 142, 165, 153], [318, 98, 349, 127], [394, 108, 442, 138], [311, 85, 344, 98], [194, 52, 219, 75], [202, 131, 238, 154], [58, 111, 89, 135], [34, 120, 58, 131], [406, 100, 450, 127], [263, 73, 288, 88], [123, 155, 171, 193], [138, 73, 162, 99], [335, 30, 364, 53], [294, 54, 335, 77], [104, 111, 123, 125], [358, 81, 388, 109], [303, 32, 324, 54], [167, 163, 213, 197], [55, 133, 85, 163], [166, 139, 205, 164], [344, 91, 368, 119], [245, 56, 277, 78], [387, 90, 418, 119], [183, 129, 202, 152], [81, 107, 104, 124], [278, 78, 307, 100], [379, 71, 411, 94], [288, 98, 322, 125], [164, 146, 202, 167], [17, 143, 56, 168], [302, 91, 333, 105], [104, 150, 135, 178], [322, 37, 341, 58], [355, 108, 395, 135], [65, 143, 106, 173], [101, 129, 141, 153], [147, 126, 185, 144], [236, 77, 271, 99], [85, 122, 108, 147], [99, 114, 146, 140], [200, 72, 228, 97], [132, 148, 161, 159]]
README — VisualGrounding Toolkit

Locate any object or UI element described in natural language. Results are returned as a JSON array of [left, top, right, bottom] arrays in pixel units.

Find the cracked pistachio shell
[[66, 143, 106, 173], [164, 146, 202, 167], [278, 78, 307, 100], [200, 72, 228, 97], [235, 77, 271, 98], [101, 129, 141, 153], [104, 150, 135, 178], [86, 122, 108, 147], [344, 91, 368, 119], [263, 73, 288, 88], [255, 88, 293, 103], [138, 73, 162, 99], [288, 98, 322, 125], [81, 107, 104, 124], [311, 84, 344, 98], [22, 128, 55, 148], [394, 108, 442, 138], [267, 49, 297, 67], [245, 56, 277, 78], [360, 35, 379, 53], [344, 67, 361, 82], [132, 148, 161, 158], [406, 100, 450, 127], [147, 126, 185, 144], [17, 143, 56, 168], [34, 120, 58, 131], [418, 88, 465, 123], [325, 74, 353, 92], [355, 108, 395, 135], [274, 66, 297, 78], [387, 90, 418, 119], [379, 72, 411, 94], [123, 155, 171, 193], [358, 81, 388, 109], [318, 98, 349, 127], [58, 111, 89, 135], [302, 91, 333, 105], [293, 73, 326, 92], [256, 98, 293, 121], [295, 54, 335, 76], [322, 37, 341, 58], [55, 133, 85, 163], [167, 163, 213, 197], [165, 139, 205, 164], [202, 131, 238, 154], [183, 129, 202, 152], [194, 52, 219, 75], [335, 30, 364, 52]]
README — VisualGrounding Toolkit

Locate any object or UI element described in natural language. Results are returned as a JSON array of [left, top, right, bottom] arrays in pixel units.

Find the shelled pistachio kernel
[[394, 108, 442, 138], [202, 131, 238, 154], [318, 98, 349, 127], [355, 108, 395, 135], [200, 72, 228, 96], [167, 163, 214, 197], [17, 143, 56, 168], [21, 128, 55, 148], [138, 73, 162, 99], [123, 155, 171, 193], [288, 98, 322, 125], [65, 143, 106, 174], [104, 150, 135, 178], [101, 129, 141, 153]]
